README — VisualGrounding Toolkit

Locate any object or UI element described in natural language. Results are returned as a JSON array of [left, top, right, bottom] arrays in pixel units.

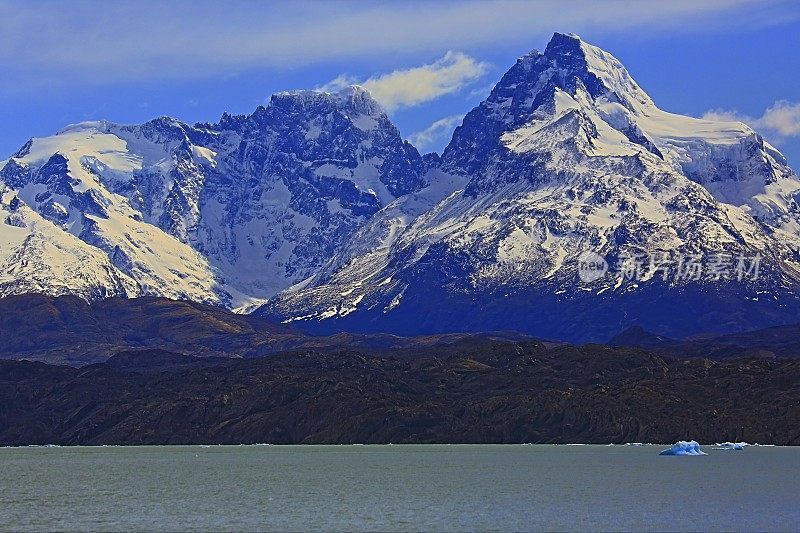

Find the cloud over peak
[[408, 115, 465, 152], [319, 52, 487, 112], [703, 100, 800, 141]]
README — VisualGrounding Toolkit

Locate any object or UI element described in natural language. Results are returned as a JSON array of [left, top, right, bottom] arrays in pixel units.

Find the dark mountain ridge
[[2, 343, 799, 446], [0, 294, 533, 366], [2, 294, 799, 445]]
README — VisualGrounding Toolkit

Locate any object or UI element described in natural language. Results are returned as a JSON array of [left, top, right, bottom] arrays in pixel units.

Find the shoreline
[[0, 442, 787, 449]]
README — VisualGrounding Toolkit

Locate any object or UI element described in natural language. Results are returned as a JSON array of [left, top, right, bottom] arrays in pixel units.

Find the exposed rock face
[[0, 87, 426, 309], [3, 33, 800, 341], [261, 33, 800, 341]]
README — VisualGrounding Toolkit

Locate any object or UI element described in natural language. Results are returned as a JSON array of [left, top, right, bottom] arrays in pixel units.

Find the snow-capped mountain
[[3, 33, 800, 340], [0, 87, 425, 309], [260, 33, 800, 340]]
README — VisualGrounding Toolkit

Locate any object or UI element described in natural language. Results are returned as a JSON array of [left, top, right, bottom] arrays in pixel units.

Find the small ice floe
[[659, 440, 707, 456], [713, 442, 749, 450], [625, 442, 646, 446]]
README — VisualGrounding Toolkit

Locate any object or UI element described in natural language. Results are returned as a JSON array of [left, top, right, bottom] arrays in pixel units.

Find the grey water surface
[[1, 444, 798, 532]]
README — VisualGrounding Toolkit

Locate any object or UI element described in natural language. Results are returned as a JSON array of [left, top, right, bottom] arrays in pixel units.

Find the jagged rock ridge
[[260, 33, 800, 340], [0, 87, 426, 309], [2, 33, 800, 340]]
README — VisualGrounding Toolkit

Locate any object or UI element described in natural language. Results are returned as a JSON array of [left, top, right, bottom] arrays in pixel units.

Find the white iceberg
[[659, 440, 707, 456], [713, 442, 749, 450]]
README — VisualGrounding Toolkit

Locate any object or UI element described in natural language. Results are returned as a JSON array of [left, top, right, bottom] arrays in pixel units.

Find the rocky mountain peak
[[262, 34, 800, 343], [266, 85, 384, 120], [3, 34, 800, 343]]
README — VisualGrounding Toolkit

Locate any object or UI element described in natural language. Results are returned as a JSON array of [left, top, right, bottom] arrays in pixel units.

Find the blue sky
[[1, 0, 799, 166]]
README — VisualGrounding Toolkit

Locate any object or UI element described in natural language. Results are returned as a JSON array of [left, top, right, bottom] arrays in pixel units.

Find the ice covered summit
[[2, 33, 800, 340], [261, 33, 800, 340], [0, 86, 426, 310]]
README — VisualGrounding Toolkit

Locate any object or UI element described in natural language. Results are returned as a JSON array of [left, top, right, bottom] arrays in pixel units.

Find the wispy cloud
[[319, 53, 486, 111], [363, 53, 486, 111], [315, 75, 359, 94], [703, 100, 800, 140], [0, 0, 795, 89], [466, 83, 496, 100], [408, 115, 465, 152], [758, 101, 800, 136]]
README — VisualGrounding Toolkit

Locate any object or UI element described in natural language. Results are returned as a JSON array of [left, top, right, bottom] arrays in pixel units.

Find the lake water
[[1, 444, 798, 532]]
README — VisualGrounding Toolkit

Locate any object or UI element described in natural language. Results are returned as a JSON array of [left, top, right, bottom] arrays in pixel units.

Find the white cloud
[[321, 53, 486, 111], [363, 52, 486, 111], [408, 115, 465, 151], [701, 109, 746, 122], [703, 100, 800, 139], [760, 101, 800, 136], [0, 0, 795, 89], [315, 75, 358, 94], [467, 83, 496, 100]]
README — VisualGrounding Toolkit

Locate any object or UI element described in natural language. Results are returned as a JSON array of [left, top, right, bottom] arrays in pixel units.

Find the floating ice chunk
[[659, 440, 707, 456], [713, 442, 748, 450]]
